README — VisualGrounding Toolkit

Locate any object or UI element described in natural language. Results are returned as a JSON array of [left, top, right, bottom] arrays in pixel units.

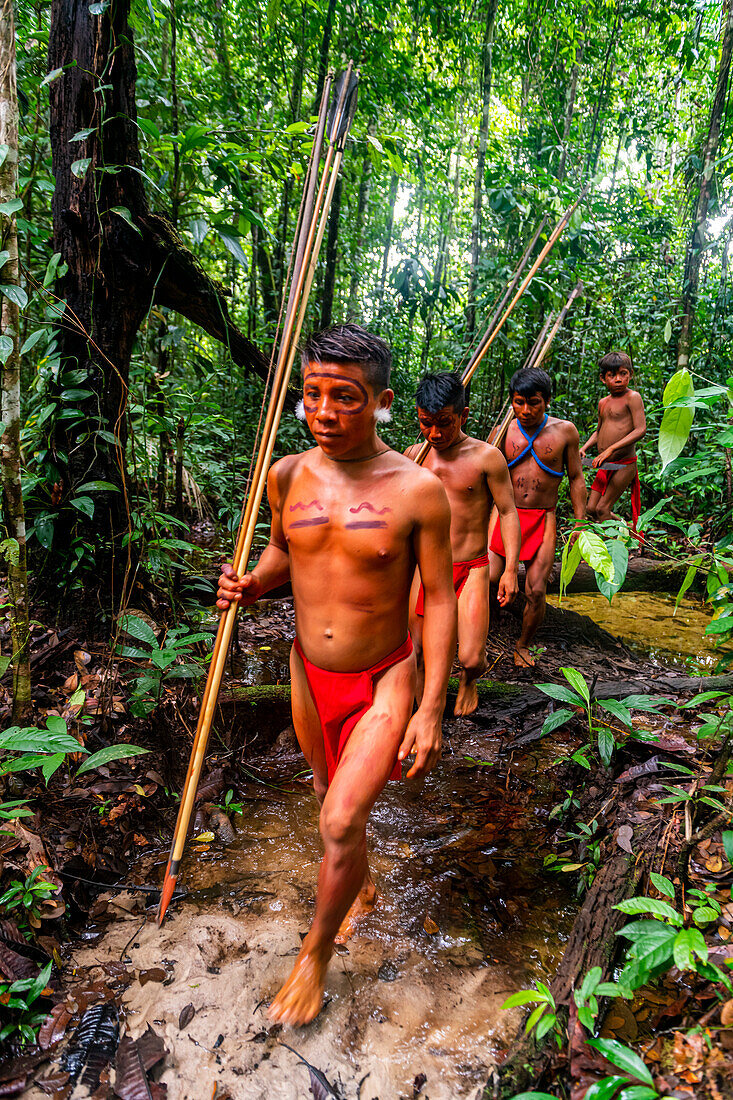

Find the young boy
[[489, 366, 586, 668], [406, 372, 521, 716], [216, 325, 456, 1027], [580, 351, 646, 528]]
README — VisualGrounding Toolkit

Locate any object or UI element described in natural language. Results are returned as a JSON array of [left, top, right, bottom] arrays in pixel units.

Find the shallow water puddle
[[554, 591, 719, 671], [53, 722, 574, 1100]]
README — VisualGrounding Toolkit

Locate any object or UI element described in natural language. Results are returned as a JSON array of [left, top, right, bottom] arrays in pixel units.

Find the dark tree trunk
[[376, 171, 399, 312], [47, 0, 267, 599], [346, 126, 375, 319]]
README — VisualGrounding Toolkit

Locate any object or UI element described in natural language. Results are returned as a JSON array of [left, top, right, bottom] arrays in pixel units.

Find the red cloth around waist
[[293, 635, 413, 785], [490, 508, 547, 562], [414, 552, 489, 617], [590, 457, 642, 531]]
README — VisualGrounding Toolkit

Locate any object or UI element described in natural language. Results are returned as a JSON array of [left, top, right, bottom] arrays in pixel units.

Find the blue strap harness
[[507, 414, 563, 478]]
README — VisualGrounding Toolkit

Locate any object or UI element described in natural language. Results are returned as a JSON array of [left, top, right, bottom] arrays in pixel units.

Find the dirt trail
[[30, 721, 575, 1099]]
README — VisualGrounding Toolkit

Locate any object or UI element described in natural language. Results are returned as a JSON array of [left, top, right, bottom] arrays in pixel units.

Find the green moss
[[222, 679, 520, 705]]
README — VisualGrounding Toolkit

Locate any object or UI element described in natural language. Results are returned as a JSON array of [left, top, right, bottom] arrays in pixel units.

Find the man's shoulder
[[270, 449, 316, 480], [548, 416, 580, 441], [627, 388, 644, 405], [463, 435, 505, 466]]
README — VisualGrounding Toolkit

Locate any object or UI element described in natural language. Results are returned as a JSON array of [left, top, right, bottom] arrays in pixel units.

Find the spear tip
[[157, 868, 178, 926]]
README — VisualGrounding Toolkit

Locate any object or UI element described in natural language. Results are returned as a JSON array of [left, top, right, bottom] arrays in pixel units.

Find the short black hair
[[415, 371, 466, 414], [509, 367, 552, 402], [301, 324, 392, 391], [598, 350, 633, 377]]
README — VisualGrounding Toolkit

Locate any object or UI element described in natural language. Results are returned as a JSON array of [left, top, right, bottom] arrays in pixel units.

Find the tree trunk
[[313, 0, 337, 109], [466, 0, 499, 340], [676, 0, 733, 370], [557, 46, 582, 181], [47, 0, 267, 600], [0, 0, 31, 722]]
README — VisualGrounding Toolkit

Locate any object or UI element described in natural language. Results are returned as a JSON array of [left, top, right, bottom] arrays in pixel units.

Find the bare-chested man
[[217, 325, 456, 1027], [580, 351, 646, 528], [405, 372, 521, 716], [489, 366, 586, 668]]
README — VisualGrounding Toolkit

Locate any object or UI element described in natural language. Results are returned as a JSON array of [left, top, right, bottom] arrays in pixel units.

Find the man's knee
[[458, 645, 486, 676], [320, 802, 363, 850], [524, 579, 547, 604]]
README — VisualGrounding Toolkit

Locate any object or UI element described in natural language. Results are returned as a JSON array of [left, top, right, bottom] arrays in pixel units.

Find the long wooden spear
[[488, 279, 584, 451], [413, 186, 588, 467], [157, 66, 358, 925]]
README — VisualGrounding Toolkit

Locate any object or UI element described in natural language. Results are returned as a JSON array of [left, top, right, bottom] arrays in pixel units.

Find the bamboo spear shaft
[[486, 310, 556, 443], [157, 66, 357, 925], [413, 187, 588, 467], [488, 280, 584, 451]]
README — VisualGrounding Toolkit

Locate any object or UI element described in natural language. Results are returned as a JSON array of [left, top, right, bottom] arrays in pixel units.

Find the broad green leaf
[[110, 206, 141, 235], [636, 497, 671, 531], [20, 329, 46, 356], [70, 127, 96, 142], [70, 495, 94, 518], [649, 872, 675, 898], [617, 1087, 659, 1100], [0, 335, 14, 365], [71, 157, 91, 178], [561, 667, 590, 704], [659, 369, 694, 470], [75, 480, 119, 492], [559, 536, 582, 600], [597, 698, 633, 727], [536, 682, 584, 706], [586, 1038, 654, 1087], [674, 557, 702, 614], [673, 927, 707, 969], [597, 724, 614, 765], [0, 725, 83, 755], [501, 990, 547, 1009], [524, 1003, 547, 1033], [41, 67, 64, 86], [578, 530, 615, 583], [578, 966, 602, 1001], [596, 539, 629, 602], [541, 707, 575, 736], [504, 1094, 558, 1099], [0, 198, 23, 216], [614, 897, 682, 924], [216, 228, 248, 266], [76, 744, 149, 776], [119, 613, 158, 648], [1, 284, 28, 310], [583, 1078, 631, 1100]]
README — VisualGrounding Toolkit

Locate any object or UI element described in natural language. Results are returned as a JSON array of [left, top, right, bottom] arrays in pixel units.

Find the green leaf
[[70, 127, 96, 142], [674, 559, 701, 614], [525, 1003, 547, 1033], [586, 1039, 654, 1087], [70, 495, 95, 518], [41, 67, 64, 87], [41, 753, 67, 784], [0, 198, 23, 216], [597, 698, 633, 727], [501, 989, 547, 1009], [659, 369, 694, 470], [559, 536, 582, 599], [614, 897, 682, 924], [536, 682, 584, 706], [673, 927, 707, 969], [578, 530, 615, 583], [75, 480, 119, 493], [1, 284, 28, 310], [119, 613, 158, 648], [216, 228, 248, 266], [76, 744, 149, 776], [503, 1094, 558, 1100], [71, 158, 91, 178], [649, 872, 675, 898], [583, 1078, 631, 1100], [617, 1087, 659, 1100], [266, 0, 281, 28], [0, 724, 82, 755], [110, 206, 141, 235], [597, 724, 614, 766], [20, 329, 46, 356], [137, 118, 161, 140], [541, 707, 575, 736], [596, 539, 629, 602], [0, 335, 14, 365], [561, 667, 590, 705], [692, 905, 719, 925]]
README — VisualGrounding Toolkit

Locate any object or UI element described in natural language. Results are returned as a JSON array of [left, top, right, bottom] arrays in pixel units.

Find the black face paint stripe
[[303, 370, 369, 415]]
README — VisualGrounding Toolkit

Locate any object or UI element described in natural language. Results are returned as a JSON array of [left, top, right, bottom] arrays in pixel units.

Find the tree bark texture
[[320, 173, 342, 327], [346, 136, 374, 319], [47, 0, 267, 585], [466, 0, 499, 339], [376, 171, 399, 312], [0, 0, 31, 721], [676, 0, 733, 370]]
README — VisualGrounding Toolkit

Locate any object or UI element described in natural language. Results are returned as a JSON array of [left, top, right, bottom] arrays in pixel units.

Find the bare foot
[[335, 879, 377, 944], [454, 676, 479, 716], [267, 941, 331, 1027], [514, 646, 536, 669]]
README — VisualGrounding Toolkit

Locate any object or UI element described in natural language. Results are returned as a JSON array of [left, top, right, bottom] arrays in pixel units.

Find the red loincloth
[[490, 507, 548, 562], [590, 457, 641, 531], [414, 552, 490, 617], [293, 635, 414, 785]]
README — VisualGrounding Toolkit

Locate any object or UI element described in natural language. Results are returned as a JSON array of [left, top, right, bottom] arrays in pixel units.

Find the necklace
[[327, 447, 390, 464]]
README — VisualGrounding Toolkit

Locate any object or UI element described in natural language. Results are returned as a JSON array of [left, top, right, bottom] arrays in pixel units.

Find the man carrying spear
[[217, 324, 456, 1027]]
